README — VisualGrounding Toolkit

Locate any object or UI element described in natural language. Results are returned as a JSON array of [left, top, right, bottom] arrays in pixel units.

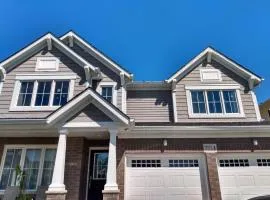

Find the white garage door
[[218, 153, 270, 200], [125, 154, 209, 200]]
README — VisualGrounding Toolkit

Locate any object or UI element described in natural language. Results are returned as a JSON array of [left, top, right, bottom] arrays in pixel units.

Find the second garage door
[[218, 153, 270, 200], [125, 154, 209, 200]]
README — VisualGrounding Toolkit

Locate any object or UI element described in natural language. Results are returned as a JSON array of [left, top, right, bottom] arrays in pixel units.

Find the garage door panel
[[218, 154, 270, 200], [126, 155, 207, 200]]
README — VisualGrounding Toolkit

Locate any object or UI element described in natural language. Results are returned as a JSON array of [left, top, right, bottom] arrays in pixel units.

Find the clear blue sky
[[0, 0, 269, 102]]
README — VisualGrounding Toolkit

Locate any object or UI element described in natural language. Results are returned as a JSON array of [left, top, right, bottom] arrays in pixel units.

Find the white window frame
[[97, 82, 117, 106], [200, 68, 222, 82], [35, 57, 60, 72], [10, 74, 76, 111], [0, 145, 57, 194], [186, 84, 245, 118]]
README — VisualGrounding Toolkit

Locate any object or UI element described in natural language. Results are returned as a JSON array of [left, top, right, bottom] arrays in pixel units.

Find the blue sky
[[0, 0, 269, 102]]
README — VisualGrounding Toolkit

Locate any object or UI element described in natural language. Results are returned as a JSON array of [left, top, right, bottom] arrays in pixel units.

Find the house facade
[[0, 31, 269, 200]]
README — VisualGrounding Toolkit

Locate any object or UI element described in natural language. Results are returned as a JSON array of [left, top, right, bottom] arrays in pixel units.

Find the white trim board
[[60, 31, 133, 79], [0, 33, 100, 79], [166, 47, 262, 85], [47, 88, 131, 126]]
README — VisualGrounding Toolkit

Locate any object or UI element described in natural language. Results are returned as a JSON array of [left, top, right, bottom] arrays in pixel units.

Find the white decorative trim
[[35, 57, 60, 72], [166, 47, 261, 83], [10, 75, 76, 111], [121, 86, 127, 113], [60, 31, 132, 79], [15, 74, 77, 80], [250, 91, 262, 121], [47, 88, 130, 125], [0, 144, 56, 193], [63, 121, 116, 128], [0, 81, 3, 94], [185, 84, 241, 90], [200, 68, 222, 82], [186, 86, 245, 118], [97, 81, 118, 106], [171, 79, 178, 122]]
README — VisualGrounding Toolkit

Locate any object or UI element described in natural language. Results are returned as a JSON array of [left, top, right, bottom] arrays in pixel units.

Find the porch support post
[[103, 129, 119, 200], [46, 129, 68, 199], [104, 129, 119, 191]]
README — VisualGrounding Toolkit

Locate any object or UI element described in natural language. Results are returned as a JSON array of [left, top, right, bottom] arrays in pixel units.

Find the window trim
[[186, 84, 245, 118], [10, 74, 76, 111], [35, 57, 60, 72], [97, 82, 117, 106], [0, 145, 57, 193]]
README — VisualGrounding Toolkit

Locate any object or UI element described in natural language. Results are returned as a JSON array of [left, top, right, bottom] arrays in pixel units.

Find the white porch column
[[104, 129, 119, 191], [47, 129, 68, 193]]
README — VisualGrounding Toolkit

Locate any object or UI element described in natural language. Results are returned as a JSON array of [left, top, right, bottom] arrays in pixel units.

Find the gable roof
[[60, 30, 133, 79], [166, 47, 262, 86], [47, 87, 132, 126], [0, 32, 101, 79]]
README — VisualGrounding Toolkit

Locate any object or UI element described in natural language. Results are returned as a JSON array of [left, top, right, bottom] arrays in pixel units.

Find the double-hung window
[[0, 146, 56, 191], [11, 75, 75, 111], [189, 88, 243, 117]]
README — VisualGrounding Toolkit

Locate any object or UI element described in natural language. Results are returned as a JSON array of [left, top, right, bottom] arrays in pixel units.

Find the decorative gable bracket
[[0, 66, 6, 81]]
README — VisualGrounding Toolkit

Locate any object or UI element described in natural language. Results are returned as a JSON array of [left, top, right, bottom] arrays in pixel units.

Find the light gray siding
[[67, 104, 112, 123], [0, 47, 86, 118], [127, 90, 173, 122], [67, 43, 123, 110], [176, 60, 258, 122]]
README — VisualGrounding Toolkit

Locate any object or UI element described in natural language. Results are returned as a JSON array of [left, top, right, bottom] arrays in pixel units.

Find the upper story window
[[0, 146, 56, 191], [102, 86, 113, 102], [97, 82, 117, 105], [35, 57, 59, 71], [10, 75, 75, 111], [186, 85, 244, 118]]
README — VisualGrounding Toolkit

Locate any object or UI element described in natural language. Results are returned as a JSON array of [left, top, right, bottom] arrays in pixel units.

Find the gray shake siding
[[175, 60, 257, 122], [67, 104, 112, 123], [126, 90, 173, 122], [0, 47, 86, 118], [66, 43, 123, 110]]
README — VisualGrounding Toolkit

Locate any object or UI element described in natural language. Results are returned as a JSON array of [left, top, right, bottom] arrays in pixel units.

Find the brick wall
[[117, 138, 270, 200]]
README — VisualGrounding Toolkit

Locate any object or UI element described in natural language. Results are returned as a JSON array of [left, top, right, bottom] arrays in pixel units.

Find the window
[[219, 159, 249, 167], [17, 81, 34, 106], [207, 91, 222, 113], [131, 160, 161, 168], [0, 146, 56, 191], [11, 75, 75, 111], [97, 82, 117, 105], [223, 90, 239, 113], [169, 159, 199, 167], [53, 81, 69, 106], [35, 81, 52, 106], [191, 91, 206, 113], [188, 88, 243, 117], [101, 87, 113, 102], [36, 57, 59, 71], [93, 153, 108, 180], [257, 159, 270, 167]]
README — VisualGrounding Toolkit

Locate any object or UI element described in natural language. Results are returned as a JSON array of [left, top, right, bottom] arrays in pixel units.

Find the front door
[[88, 150, 108, 200]]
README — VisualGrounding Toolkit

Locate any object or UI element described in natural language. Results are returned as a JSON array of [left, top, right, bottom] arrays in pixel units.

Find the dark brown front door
[[88, 150, 108, 200]]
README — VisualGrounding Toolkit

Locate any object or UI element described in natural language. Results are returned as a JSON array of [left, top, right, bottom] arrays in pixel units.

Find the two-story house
[[0, 31, 269, 200]]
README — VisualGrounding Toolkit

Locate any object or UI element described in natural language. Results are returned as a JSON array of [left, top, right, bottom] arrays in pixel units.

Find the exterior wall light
[[163, 139, 168, 147], [253, 139, 258, 146]]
